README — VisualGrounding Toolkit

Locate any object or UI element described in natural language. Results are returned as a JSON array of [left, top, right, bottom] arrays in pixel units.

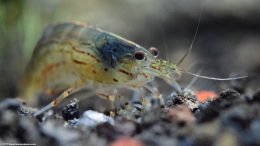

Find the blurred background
[[0, 0, 260, 98]]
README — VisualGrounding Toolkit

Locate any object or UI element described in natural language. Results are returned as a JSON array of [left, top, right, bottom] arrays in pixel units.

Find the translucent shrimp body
[[21, 22, 180, 109]]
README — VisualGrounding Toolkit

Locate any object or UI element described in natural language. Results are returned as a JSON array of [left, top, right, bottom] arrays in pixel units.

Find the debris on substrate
[[1, 88, 260, 146]]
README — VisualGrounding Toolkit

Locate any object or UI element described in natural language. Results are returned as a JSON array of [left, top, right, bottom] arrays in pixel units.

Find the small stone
[[219, 89, 240, 100], [0, 98, 22, 111], [62, 99, 80, 121], [77, 110, 114, 127], [196, 90, 218, 103], [214, 130, 239, 146], [109, 137, 144, 146], [168, 90, 200, 112], [167, 105, 195, 124], [252, 90, 260, 103]]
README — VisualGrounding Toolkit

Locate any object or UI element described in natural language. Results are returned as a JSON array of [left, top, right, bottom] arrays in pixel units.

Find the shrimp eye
[[134, 51, 145, 60], [149, 47, 159, 57]]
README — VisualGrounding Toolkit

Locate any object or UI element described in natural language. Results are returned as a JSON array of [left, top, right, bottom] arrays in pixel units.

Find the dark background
[[0, 0, 259, 98]]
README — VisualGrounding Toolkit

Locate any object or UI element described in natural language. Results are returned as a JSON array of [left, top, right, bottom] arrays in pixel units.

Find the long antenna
[[176, 2, 204, 66], [181, 69, 248, 81], [174, 0, 248, 81], [184, 69, 202, 90]]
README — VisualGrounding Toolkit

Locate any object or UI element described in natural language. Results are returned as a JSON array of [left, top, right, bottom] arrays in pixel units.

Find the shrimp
[[21, 22, 180, 117]]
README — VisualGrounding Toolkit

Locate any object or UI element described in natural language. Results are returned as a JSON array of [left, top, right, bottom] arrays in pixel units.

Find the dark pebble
[[62, 101, 80, 121]]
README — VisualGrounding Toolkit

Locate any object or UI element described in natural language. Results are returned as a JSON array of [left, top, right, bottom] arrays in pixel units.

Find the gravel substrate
[[0, 88, 260, 146]]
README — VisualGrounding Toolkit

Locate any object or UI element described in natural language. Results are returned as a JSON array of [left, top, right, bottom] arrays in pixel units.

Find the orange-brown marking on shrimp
[[42, 61, 66, 77], [113, 78, 119, 82], [71, 45, 101, 63], [92, 70, 97, 74], [151, 65, 159, 70], [119, 69, 133, 77], [142, 73, 149, 79], [72, 59, 88, 65]]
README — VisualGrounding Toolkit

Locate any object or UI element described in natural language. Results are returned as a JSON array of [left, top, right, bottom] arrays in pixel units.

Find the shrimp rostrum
[[21, 22, 181, 117]]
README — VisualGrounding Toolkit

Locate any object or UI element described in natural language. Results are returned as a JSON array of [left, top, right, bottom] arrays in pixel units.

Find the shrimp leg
[[33, 79, 91, 117], [96, 88, 119, 117], [33, 87, 95, 117], [144, 85, 164, 107]]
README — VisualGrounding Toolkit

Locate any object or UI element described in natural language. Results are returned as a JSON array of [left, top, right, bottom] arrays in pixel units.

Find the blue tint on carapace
[[98, 35, 135, 68]]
